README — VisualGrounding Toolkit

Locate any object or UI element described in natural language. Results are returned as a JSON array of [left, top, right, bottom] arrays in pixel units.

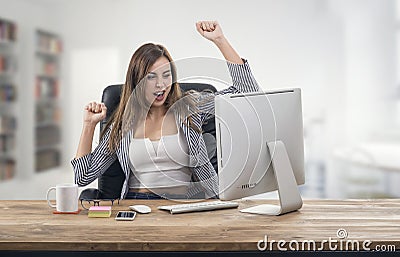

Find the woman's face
[[144, 56, 172, 108]]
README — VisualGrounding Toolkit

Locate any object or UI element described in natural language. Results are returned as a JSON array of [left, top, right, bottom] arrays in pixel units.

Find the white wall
[[0, 0, 398, 199]]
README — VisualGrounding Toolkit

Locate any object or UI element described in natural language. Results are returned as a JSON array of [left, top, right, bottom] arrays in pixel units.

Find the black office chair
[[95, 83, 218, 199]]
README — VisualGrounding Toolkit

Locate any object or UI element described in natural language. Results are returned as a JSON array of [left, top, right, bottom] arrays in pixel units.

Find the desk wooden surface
[[0, 199, 399, 252]]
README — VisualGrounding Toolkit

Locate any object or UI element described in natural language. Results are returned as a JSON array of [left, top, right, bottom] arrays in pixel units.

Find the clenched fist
[[83, 102, 107, 126], [196, 20, 225, 43]]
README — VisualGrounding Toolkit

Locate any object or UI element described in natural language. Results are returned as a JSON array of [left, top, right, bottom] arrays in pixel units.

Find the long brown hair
[[101, 43, 199, 152]]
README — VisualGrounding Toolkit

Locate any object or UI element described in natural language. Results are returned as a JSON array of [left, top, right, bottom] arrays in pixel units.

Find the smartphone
[[115, 211, 136, 221]]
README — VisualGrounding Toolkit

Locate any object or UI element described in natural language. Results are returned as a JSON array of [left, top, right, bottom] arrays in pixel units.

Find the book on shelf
[[88, 206, 112, 218], [0, 19, 17, 42], [0, 134, 15, 153], [0, 116, 17, 134], [36, 31, 62, 54], [0, 159, 15, 181], [35, 57, 58, 76], [35, 149, 60, 172], [35, 77, 59, 99], [35, 126, 60, 147], [0, 84, 17, 101], [0, 55, 17, 74], [0, 56, 4, 71], [35, 102, 61, 126]]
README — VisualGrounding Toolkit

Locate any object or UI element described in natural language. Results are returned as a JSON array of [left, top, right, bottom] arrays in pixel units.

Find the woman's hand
[[83, 102, 107, 126], [196, 20, 225, 44], [196, 20, 243, 64], [75, 102, 106, 158]]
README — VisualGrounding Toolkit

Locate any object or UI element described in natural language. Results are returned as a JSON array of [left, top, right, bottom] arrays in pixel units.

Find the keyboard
[[158, 201, 239, 214]]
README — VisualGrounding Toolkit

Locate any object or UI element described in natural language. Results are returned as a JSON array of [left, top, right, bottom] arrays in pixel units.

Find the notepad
[[88, 206, 112, 218]]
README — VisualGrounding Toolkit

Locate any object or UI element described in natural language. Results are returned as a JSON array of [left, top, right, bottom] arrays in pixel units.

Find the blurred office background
[[0, 0, 399, 199]]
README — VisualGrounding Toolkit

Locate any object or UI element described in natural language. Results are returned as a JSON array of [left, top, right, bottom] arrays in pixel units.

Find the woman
[[72, 21, 260, 200]]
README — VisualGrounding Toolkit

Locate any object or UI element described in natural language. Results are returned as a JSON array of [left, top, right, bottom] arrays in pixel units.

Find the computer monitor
[[215, 88, 305, 215]]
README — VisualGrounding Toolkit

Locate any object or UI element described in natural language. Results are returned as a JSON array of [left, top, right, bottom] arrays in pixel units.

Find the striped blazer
[[71, 60, 260, 199]]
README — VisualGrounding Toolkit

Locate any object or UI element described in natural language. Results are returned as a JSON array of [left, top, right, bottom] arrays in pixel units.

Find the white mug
[[46, 183, 79, 212]]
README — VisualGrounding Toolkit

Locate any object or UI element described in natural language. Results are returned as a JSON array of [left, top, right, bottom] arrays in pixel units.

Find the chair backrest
[[98, 83, 217, 199]]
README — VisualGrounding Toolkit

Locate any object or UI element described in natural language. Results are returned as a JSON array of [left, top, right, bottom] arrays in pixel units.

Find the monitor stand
[[240, 140, 303, 215]]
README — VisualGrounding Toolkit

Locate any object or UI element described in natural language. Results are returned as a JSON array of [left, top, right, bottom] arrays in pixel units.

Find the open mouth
[[153, 90, 166, 101]]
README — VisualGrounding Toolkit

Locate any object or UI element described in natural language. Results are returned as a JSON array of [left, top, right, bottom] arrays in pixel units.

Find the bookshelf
[[0, 18, 17, 182], [34, 30, 62, 172]]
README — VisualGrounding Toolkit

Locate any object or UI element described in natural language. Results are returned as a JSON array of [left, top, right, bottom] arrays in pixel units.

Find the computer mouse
[[129, 205, 151, 214]]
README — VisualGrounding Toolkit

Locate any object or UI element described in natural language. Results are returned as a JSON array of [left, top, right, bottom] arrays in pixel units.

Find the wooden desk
[[0, 199, 399, 252]]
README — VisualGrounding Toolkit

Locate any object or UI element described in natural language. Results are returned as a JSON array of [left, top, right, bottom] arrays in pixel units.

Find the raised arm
[[72, 101, 117, 187], [195, 21, 261, 122], [75, 102, 107, 158], [196, 21, 243, 65]]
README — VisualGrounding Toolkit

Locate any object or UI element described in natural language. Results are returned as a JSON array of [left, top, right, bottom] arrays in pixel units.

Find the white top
[[128, 129, 191, 189]]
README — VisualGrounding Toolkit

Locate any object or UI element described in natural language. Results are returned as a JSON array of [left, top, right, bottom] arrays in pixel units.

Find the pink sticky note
[[89, 206, 111, 211]]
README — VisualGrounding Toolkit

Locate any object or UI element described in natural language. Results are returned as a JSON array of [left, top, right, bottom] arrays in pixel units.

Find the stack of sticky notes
[[88, 206, 112, 218]]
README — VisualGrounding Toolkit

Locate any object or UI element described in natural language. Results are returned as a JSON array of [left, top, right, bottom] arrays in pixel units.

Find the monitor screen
[[215, 88, 305, 215]]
